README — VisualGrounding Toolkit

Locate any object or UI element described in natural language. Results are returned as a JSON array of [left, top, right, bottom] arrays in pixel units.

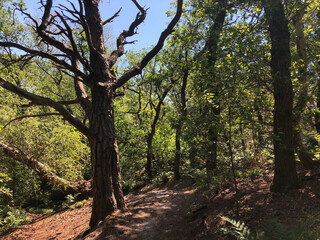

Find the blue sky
[[23, 0, 173, 51]]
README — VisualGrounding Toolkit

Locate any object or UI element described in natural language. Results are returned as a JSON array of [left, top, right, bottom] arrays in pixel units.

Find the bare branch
[[34, 0, 93, 77], [0, 42, 91, 86], [113, 0, 183, 89], [38, 0, 53, 30], [76, 0, 94, 52], [0, 76, 92, 139], [73, 59, 92, 116], [2, 113, 62, 129], [107, 1, 147, 68], [103, 8, 122, 25], [22, 99, 81, 108], [0, 54, 35, 71], [19, 9, 39, 28], [124, 40, 137, 45], [132, 0, 145, 12], [55, 11, 92, 72]]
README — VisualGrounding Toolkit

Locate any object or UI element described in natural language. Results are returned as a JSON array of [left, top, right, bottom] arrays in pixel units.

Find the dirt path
[[85, 185, 201, 240], [3, 168, 320, 239], [1, 181, 205, 240]]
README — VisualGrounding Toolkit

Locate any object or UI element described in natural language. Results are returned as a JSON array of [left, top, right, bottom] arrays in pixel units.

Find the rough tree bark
[[0, 0, 183, 228], [262, 0, 299, 192]]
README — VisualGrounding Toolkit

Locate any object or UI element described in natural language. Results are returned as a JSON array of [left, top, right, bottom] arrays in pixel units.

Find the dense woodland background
[[1, 0, 320, 237]]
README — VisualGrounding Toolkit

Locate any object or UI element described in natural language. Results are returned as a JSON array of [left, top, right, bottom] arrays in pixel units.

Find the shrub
[[0, 205, 30, 231]]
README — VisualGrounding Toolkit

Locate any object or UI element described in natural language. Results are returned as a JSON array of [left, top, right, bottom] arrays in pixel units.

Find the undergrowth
[[0, 205, 30, 232], [221, 216, 320, 240]]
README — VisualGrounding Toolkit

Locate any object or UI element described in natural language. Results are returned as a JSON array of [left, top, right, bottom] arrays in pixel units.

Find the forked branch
[[107, 0, 147, 67], [103, 8, 122, 25], [113, 0, 184, 89]]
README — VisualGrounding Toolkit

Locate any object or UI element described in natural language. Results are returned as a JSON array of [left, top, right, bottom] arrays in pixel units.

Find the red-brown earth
[[1, 166, 320, 239]]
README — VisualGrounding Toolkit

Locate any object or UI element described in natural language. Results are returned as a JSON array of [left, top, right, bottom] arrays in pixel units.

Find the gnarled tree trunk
[[0, 0, 183, 230], [89, 87, 125, 227]]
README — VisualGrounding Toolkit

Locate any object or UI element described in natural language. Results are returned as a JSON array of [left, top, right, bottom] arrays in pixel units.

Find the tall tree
[[0, 0, 183, 227], [262, 0, 299, 192], [200, 0, 228, 180], [292, 0, 316, 169]]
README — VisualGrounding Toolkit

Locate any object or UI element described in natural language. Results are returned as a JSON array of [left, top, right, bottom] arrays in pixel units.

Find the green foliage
[[59, 194, 86, 210], [220, 216, 257, 240], [152, 171, 174, 184], [0, 205, 30, 231], [245, 167, 264, 180], [188, 168, 209, 190], [221, 217, 320, 240], [0, 0, 25, 42], [260, 218, 320, 240], [61, 194, 79, 209], [122, 179, 137, 194], [2, 159, 45, 207], [0, 58, 90, 208], [27, 208, 53, 215], [74, 199, 87, 209], [0, 172, 12, 205]]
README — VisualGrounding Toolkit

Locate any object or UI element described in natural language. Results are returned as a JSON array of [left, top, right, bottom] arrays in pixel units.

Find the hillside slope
[[2, 168, 320, 239]]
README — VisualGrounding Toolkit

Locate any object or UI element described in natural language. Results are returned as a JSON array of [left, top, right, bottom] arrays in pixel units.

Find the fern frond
[[221, 216, 256, 240]]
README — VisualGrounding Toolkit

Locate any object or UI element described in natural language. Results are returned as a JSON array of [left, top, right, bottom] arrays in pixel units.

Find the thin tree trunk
[[292, 3, 316, 169], [146, 134, 154, 180], [206, 114, 219, 180], [146, 86, 172, 180], [262, 0, 299, 192], [239, 121, 246, 150], [254, 97, 264, 149], [112, 139, 125, 209], [174, 124, 182, 180], [227, 108, 239, 219], [174, 67, 188, 180], [316, 10, 320, 133], [315, 81, 320, 133]]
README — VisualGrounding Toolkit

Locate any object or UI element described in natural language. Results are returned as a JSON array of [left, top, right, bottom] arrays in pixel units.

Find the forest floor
[[1, 165, 320, 240]]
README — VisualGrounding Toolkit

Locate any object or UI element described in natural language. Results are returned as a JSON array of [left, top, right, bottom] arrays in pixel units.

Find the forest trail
[[84, 183, 202, 240], [2, 167, 320, 240], [1, 180, 207, 240]]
